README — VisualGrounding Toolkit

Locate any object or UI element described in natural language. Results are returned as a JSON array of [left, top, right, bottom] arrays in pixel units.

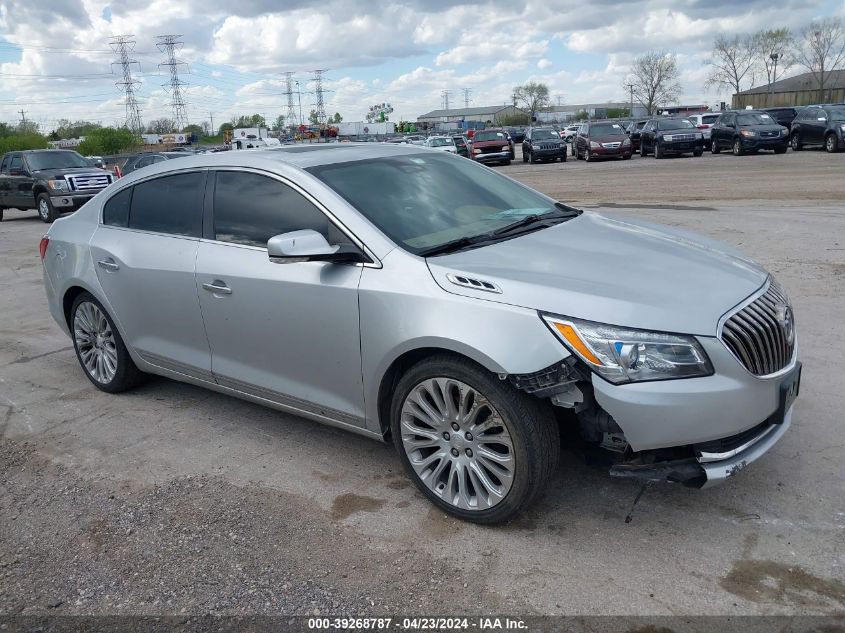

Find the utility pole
[[441, 89, 452, 112], [627, 83, 635, 117], [283, 72, 298, 128], [295, 81, 304, 128], [461, 87, 472, 108], [311, 69, 328, 125], [769, 53, 779, 107], [18, 109, 26, 127], [156, 35, 189, 131], [109, 35, 144, 135], [209, 111, 214, 135]]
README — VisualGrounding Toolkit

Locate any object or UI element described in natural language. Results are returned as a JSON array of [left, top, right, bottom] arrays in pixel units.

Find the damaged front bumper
[[609, 407, 793, 488]]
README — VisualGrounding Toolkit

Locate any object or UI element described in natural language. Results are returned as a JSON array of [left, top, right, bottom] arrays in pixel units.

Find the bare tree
[[625, 51, 682, 115], [146, 118, 176, 134], [705, 35, 756, 107], [752, 28, 793, 99], [794, 18, 845, 103], [513, 82, 551, 121]]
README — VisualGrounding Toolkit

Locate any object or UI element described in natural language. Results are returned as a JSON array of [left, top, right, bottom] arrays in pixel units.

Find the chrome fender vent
[[446, 273, 502, 294]]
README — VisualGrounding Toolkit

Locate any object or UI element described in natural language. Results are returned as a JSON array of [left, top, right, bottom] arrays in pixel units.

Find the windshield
[[429, 138, 453, 147], [309, 153, 562, 254], [738, 113, 774, 125], [657, 119, 695, 130], [473, 130, 506, 142], [701, 114, 719, 124], [590, 123, 625, 136], [531, 129, 559, 140], [25, 151, 90, 171]]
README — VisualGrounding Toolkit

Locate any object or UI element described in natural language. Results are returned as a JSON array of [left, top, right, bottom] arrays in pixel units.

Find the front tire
[[826, 133, 839, 153], [528, 151, 535, 164], [711, 139, 720, 154], [654, 143, 663, 159], [732, 138, 744, 156], [391, 355, 559, 524], [640, 143, 648, 157], [791, 133, 802, 151], [70, 292, 144, 393], [37, 193, 58, 223]]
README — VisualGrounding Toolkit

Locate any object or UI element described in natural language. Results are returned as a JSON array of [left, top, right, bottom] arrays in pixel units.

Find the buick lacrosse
[[41, 144, 800, 523]]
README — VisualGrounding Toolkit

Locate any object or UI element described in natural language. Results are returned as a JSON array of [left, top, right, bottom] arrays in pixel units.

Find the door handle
[[97, 259, 119, 272], [202, 281, 232, 295]]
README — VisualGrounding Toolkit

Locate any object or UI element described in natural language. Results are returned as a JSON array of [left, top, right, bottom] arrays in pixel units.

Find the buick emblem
[[775, 303, 795, 346]]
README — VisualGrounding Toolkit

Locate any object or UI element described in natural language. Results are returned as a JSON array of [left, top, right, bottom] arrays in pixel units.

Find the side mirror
[[267, 229, 363, 264]]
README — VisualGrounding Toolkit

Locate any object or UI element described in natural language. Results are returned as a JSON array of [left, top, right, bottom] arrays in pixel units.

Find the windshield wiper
[[492, 205, 581, 237]]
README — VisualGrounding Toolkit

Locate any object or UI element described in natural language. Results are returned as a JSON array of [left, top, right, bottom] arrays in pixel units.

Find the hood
[[33, 167, 110, 179], [425, 212, 768, 336]]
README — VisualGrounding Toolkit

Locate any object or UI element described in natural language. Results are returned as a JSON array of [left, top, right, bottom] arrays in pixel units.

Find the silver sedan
[[41, 144, 800, 523]]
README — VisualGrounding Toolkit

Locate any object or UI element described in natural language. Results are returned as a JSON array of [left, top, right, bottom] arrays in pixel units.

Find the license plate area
[[771, 362, 801, 424]]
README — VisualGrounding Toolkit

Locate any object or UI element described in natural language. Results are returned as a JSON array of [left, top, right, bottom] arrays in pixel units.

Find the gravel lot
[[1, 148, 844, 620]]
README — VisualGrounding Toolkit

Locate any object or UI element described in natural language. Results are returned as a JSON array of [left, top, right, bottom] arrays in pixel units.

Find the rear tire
[[390, 354, 560, 524], [36, 193, 58, 223], [70, 292, 145, 393], [693, 150, 703, 157]]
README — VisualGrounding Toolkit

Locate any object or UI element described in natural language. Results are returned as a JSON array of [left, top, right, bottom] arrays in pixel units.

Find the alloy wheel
[[73, 301, 118, 384], [826, 134, 837, 153], [399, 377, 515, 511], [38, 198, 50, 221]]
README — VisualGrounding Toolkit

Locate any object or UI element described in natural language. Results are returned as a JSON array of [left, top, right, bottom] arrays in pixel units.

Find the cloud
[[537, 58, 552, 69]]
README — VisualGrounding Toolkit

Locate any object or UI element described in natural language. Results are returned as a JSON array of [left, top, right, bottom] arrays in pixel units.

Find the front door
[[89, 170, 212, 379], [195, 169, 366, 427]]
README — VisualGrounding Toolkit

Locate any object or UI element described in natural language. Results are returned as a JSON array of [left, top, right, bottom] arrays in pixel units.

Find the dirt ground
[[1, 147, 843, 620]]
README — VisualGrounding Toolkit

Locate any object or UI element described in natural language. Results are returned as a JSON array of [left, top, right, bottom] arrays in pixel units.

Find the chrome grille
[[720, 282, 795, 376], [602, 142, 622, 149], [760, 131, 779, 138], [67, 173, 112, 192], [537, 143, 559, 150], [667, 133, 696, 142]]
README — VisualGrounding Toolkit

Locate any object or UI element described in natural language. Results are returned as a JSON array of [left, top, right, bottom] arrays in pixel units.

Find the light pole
[[769, 53, 779, 106], [295, 81, 303, 129], [627, 83, 635, 117]]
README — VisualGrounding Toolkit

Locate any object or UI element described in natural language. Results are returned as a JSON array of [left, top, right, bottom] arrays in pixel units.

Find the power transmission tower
[[283, 72, 298, 128], [461, 88, 472, 108], [311, 69, 328, 125], [109, 35, 144, 135], [441, 90, 452, 112], [156, 35, 189, 131]]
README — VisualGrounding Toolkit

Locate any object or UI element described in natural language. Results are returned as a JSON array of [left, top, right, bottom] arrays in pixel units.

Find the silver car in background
[[40, 144, 800, 523]]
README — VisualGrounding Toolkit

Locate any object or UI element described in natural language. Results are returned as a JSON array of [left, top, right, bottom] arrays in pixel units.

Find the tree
[[231, 114, 266, 128], [794, 18, 845, 103], [182, 124, 204, 136], [513, 81, 550, 121], [752, 28, 793, 103], [705, 35, 756, 107], [308, 109, 319, 125], [498, 112, 531, 126], [77, 128, 136, 155], [272, 114, 286, 130], [146, 119, 176, 134], [52, 119, 101, 140], [331, 112, 343, 123], [17, 121, 40, 135], [218, 122, 234, 136], [625, 50, 682, 115]]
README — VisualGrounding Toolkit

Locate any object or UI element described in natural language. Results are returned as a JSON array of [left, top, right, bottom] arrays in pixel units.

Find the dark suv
[[763, 107, 799, 128], [789, 104, 845, 153], [639, 118, 704, 158], [522, 127, 567, 163], [573, 121, 633, 161], [625, 120, 649, 151], [0, 149, 113, 223], [710, 110, 788, 155]]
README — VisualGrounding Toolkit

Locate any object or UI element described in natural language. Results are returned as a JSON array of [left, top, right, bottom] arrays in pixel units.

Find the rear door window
[[9, 155, 23, 173], [128, 171, 205, 237], [103, 187, 132, 227]]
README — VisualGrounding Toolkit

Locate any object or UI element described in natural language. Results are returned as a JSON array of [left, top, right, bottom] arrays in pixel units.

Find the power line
[[157, 35, 189, 131], [311, 69, 329, 125], [282, 71, 298, 128], [109, 35, 144, 135], [461, 88, 472, 108], [441, 89, 452, 112]]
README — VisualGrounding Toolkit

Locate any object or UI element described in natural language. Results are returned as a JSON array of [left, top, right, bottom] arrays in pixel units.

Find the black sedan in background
[[522, 127, 567, 163], [639, 118, 704, 158], [710, 111, 788, 155]]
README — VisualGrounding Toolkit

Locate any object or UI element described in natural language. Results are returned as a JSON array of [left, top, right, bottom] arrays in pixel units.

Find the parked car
[[561, 124, 581, 143], [41, 145, 800, 523], [470, 128, 513, 165], [687, 112, 721, 148], [522, 127, 567, 163], [452, 135, 470, 157], [762, 107, 799, 128], [710, 111, 788, 155], [424, 136, 458, 153], [789, 104, 845, 153], [121, 152, 191, 175], [0, 149, 114, 223], [573, 121, 633, 161], [404, 135, 426, 145], [639, 118, 704, 158], [506, 127, 526, 143], [625, 120, 649, 151]]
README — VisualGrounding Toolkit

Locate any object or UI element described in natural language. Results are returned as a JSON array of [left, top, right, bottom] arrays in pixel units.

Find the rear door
[[7, 154, 31, 209], [803, 108, 823, 143], [195, 169, 366, 426], [0, 155, 10, 207], [89, 170, 212, 379]]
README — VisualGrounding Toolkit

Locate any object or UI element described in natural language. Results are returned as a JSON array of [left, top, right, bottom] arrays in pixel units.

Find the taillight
[[697, 124, 710, 129], [39, 236, 49, 261]]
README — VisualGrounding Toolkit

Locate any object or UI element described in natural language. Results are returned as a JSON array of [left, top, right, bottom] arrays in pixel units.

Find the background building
[[536, 102, 649, 122], [416, 105, 525, 126], [733, 70, 845, 109]]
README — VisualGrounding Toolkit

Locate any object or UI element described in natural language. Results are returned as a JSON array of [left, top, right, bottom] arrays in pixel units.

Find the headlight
[[500, 145, 509, 152], [472, 148, 482, 154], [47, 179, 68, 191], [839, 123, 845, 133], [696, 132, 703, 139], [541, 314, 713, 384], [782, 128, 790, 136], [662, 134, 673, 142], [589, 141, 600, 149], [559, 143, 565, 148], [622, 137, 631, 146], [740, 129, 756, 137]]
